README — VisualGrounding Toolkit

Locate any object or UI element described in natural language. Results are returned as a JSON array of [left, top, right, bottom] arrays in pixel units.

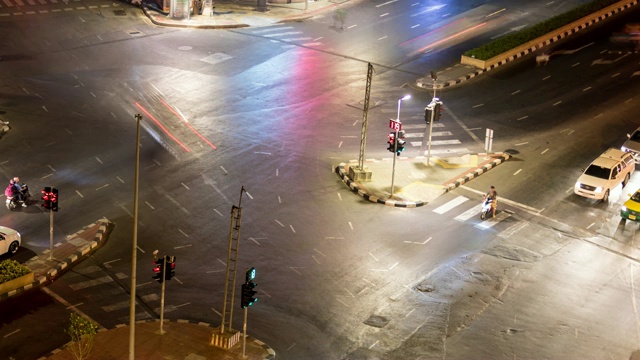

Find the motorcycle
[[480, 197, 493, 220], [6, 183, 31, 211]]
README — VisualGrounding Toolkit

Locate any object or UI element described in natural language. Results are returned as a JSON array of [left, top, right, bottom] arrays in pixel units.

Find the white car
[[575, 148, 635, 202], [0, 226, 21, 255]]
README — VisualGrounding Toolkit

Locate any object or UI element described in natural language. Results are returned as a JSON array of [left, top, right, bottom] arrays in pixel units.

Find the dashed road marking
[[349, 221, 354, 230], [220, 166, 228, 174], [75, 190, 84, 198], [511, 90, 521, 95], [514, 169, 522, 175], [116, 176, 125, 183], [178, 229, 189, 237], [96, 184, 109, 191], [290, 225, 296, 233], [95, 156, 103, 164], [517, 116, 528, 121], [541, 148, 549, 154], [275, 219, 284, 227], [145, 201, 154, 209]]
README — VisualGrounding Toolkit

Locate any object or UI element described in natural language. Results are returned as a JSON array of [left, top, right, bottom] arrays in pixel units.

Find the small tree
[[65, 313, 99, 360]]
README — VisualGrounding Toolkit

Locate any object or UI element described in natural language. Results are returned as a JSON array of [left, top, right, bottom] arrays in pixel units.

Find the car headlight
[[595, 187, 603, 193], [622, 206, 628, 212], [622, 146, 628, 152], [575, 182, 581, 188]]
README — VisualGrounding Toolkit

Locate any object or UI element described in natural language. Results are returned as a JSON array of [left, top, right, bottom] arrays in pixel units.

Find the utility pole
[[349, 63, 374, 182], [129, 114, 141, 360], [390, 95, 411, 197]]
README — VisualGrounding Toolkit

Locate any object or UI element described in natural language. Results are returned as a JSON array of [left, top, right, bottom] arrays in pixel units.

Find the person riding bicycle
[[483, 186, 498, 218]]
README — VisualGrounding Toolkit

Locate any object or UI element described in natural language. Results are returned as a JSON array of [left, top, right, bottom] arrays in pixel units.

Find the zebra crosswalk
[[251, 25, 325, 49], [433, 195, 513, 230]]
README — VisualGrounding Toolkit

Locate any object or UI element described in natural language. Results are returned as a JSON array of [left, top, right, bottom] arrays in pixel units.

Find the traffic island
[[335, 153, 510, 207], [42, 320, 276, 360]]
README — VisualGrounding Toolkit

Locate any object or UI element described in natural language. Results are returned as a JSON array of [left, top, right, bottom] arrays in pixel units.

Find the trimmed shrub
[[464, 0, 621, 60], [0, 259, 31, 284]]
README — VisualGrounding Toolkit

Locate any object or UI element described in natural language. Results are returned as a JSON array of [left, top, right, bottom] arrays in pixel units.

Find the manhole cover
[[504, 149, 519, 155], [178, 46, 193, 51], [113, 9, 126, 16], [364, 315, 389, 328], [127, 30, 144, 37]]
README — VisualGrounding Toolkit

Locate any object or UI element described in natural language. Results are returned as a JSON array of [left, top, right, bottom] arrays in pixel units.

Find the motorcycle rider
[[11, 177, 27, 207], [483, 185, 498, 218]]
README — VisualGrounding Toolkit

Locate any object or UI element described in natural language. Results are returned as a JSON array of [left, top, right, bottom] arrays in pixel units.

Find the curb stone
[[335, 163, 425, 208], [444, 152, 511, 191], [335, 153, 510, 207], [416, 0, 640, 90], [0, 218, 112, 301], [36, 319, 276, 360], [142, 4, 250, 29]]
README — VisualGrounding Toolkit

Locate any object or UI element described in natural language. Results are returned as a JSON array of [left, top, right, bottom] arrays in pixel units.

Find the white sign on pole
[[484, 128, 494, 153]]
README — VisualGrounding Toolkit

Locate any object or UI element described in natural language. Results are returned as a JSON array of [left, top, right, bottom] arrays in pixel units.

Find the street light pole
[[129, 114, 141, 360], [390, 95, 411, 197]]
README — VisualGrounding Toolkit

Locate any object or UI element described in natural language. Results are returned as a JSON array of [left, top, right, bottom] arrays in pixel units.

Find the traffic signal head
[[241, 282, 258, 309], [152, 258, 164, 283], [424, 105, 433, 124], [245, 267, 256, 283], [165, 256, 176, 280], [433, 100, 443, 121], [41, 187, 52, 210], [387, 132, 396, 153], [51, 188, 58, 212]]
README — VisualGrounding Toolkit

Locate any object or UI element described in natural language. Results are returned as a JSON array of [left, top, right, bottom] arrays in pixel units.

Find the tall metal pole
[[159, 256, 166, 335], [129, 114, 141, 360], [242, 307, 248, 358], [426, 106, 435, 165], [390, 98, 401, 197], [357, 63, 373, 170], [49, 205, 53, 260]]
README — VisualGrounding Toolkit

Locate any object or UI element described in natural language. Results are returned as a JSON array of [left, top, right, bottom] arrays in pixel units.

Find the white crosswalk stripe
[[410, 139, 461, 146], [69, 275, 113, 290], [422, 147, 472, 155], [282, 37, 313, 41], [476, 211, 510, 229], [251, 26, 293, 34], [404, 131, 452, 138], [433, 196, 468, 214], [455, 207, 479, 222], [264, 31, 303, 37]]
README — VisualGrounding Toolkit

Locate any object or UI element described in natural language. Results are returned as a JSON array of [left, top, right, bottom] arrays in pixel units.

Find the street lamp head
[[400, 94, 412, 101]]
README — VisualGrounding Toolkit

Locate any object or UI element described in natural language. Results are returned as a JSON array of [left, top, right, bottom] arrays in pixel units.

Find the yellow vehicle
[[621, 190, 640, 222]]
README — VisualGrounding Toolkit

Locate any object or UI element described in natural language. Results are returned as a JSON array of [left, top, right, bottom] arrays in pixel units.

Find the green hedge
[[464, 0, 621, 60], [0, 259, 31, 284]]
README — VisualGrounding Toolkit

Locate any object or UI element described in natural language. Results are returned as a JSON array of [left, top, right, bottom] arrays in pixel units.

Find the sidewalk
[[336, 153, 510, 207], [42, 321, 275, 360], [142, 0, 347, 28]]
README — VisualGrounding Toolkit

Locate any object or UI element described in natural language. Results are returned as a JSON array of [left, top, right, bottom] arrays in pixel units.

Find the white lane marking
[[486, 8, 505, 17], [254, 151, 272, 155], [174, 244, 192, 249], [433, 196, 469, 214], [338, 141, 343, 148], [389, 262, 399, 270], [41, 173, 53, 179], [411, 24, 420, 28], [514, 169, 522, 175], [594, 113, 603, 118], [541, 148, 549, 154], [349, 221, 354, 230], [455, 207, 479, 222], [472, 103, 484, 108], [4, 329, 20, 338], [137, 246, 145, 253], [276, 169, 279, 176], [153, 159, 161, 166], [587, 222, 595, 229], [378, 36, 388, 40], [369, 340, 379, 349], [511, 90, 521, 95], [90, 91, 96, 97], [301, 42, 323, 46], [145, 201, 155, 210], [314, 248, 326, 257], [347, 25, 357, 29], [65, 128, 73, 135], [583, 86, 591, 91], [42, 106, 48, 112], [246, 192, 253, 199], [75, 190, 84, 198], [217, 258, 226, 267], [95, 156, 103, 164], [289, 267, 305, 275], [312, 255, 320, 264], [103, 258, 120, 268], [214, 209, 223, 216], [220, 166, 228, 174], [278, 196, 282, 204], [567, 130, 575, 135], [626, 98, 634, 103], [116, 176, 125, 183], [515, 142, 528, 146], [369, 252, 379, 262], [517, 116, 528, 121], [96, 184, 109, 191], [290, 225, 296, 233], [542, 76, 551, 80], [286, 343, 296, 351], [180, 182, 189, 190], [380, 13, 389, 17], [572, 62, 580, 67], [612, 73, 620, 78], [111, 112, 117, 118], [404, 237, 432, 245], [325, 237, 345, 239], [47, 164, 56, 172], [178, 229, 189, 237], [375, 0, 398, 7], [313, 37, 323, 41], [42, 288, 103, 329], [264, 31, 302, 38], [553, 101, 562, 106], [275, 219, 285, 227], [249, 237, 260, 245], [336, 298, 350, 307], [251, 26, 293, 34]]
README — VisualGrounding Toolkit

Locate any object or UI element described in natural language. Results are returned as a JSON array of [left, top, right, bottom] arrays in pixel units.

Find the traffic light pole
[[390, 97, 404, 197], [129, 114, 142, 360], [49, 203, 53, 260], [242, 307, 248, 358], [426, 105, 435, 165], [158, 256, 166, 335]]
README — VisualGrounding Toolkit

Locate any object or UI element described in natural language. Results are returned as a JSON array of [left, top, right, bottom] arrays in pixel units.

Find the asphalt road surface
[[1, 1, 640, 359]]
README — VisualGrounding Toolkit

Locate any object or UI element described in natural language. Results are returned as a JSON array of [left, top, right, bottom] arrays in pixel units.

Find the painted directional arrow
[[591, 53, 630, 65], [490, 24, 528, 40]]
